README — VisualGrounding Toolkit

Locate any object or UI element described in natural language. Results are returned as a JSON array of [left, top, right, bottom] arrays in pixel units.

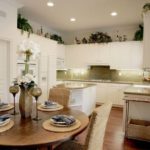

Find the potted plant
[[17, 14, 33, 37], [134, 25, 143, 41]]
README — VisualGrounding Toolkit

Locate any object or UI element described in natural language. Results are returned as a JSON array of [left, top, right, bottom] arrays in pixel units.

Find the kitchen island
[[123, 85, 150, 141], [56, 83, 96, 116]]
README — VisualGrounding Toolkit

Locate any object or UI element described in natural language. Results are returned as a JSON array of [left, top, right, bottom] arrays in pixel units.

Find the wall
[[61, 25, 139, 44], [25, 19, 61, 36], [0, 0, 19, 82]]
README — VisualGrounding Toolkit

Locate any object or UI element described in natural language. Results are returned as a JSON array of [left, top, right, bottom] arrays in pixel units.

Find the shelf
[[127, 119, 150, 141]]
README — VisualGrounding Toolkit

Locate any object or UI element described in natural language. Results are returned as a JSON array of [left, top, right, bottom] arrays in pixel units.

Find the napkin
[[51, 115, 75, 125], [0, 102, 8, 108], [44, 101, 57, 106], [0, 114, 10, 122]]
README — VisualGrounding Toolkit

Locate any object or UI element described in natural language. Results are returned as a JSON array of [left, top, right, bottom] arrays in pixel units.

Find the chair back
[[48, 87, 70, 108], [85, 102, 112, 150]]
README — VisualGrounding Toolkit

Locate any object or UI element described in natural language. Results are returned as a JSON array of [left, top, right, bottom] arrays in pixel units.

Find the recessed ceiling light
[[47, 1, 54, 7], [70, 18, 76, 22], [111, 12, 118, 16]]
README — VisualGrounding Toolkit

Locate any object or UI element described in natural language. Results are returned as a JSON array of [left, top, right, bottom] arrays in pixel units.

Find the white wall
[[0, 0, 19, 81], [61, 25, 139, 44], [26, 19, 61, 36]]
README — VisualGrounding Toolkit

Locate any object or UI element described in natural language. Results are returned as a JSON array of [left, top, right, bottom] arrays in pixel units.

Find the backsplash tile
[[57, 66, 144, 82]]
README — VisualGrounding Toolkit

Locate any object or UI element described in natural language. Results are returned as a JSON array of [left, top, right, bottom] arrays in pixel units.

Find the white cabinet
[[65, 42, 143, 69], [143, 12, 150, 68], [96, 83, 130, 106], [65, 45, 88, 68], [56, 44, 66, 70], [66, 44, 110, 68], [110, 41, 143, 69]]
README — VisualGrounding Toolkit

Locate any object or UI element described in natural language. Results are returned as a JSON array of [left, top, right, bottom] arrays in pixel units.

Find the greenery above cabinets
[[50, 34, 64, 44], [17, 14, 33, 37], [75, 32, 112, 44], [143, 3, 150, 13], [134, 25, 143, 41]]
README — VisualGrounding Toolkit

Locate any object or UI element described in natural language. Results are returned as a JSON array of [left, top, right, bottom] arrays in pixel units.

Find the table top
[[0, 104, 89, 148]]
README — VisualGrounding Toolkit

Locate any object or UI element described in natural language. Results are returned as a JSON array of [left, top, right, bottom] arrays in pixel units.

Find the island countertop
[[56, 83, 96, 89], [124, 85, 150, 96]]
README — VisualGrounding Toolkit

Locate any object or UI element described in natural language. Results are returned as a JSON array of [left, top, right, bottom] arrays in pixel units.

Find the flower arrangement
[[18, 40, 40, 75], [14, 74, 36, 90]]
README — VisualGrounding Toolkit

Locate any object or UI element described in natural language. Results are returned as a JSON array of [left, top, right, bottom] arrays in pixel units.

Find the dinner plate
[[50, 119, 76, 127], [41, 103, 59, 109], [0, 118, 11, 127], [50, 115, 76, 127], [0, 103, 9, 109]]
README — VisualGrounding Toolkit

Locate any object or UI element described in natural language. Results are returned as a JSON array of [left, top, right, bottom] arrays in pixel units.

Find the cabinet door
[[110, 41, 143, 69], [66, 45, 86, 68], [96, 83, 109, 103]]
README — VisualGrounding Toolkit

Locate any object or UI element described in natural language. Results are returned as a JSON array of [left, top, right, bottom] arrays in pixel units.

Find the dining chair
[[48, 87, 70, 108], [53, 102, 112, 150]]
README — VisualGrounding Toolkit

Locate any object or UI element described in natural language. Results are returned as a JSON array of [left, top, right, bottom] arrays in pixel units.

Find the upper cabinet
[[65, 44, 110, 68], [110, 41, 143, 70], [65, 41, 143, 70], [143, 12, 150, 69]]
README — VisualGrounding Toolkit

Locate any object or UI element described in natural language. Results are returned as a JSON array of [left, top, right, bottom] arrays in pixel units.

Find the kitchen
[[0, 0, 150, 149]]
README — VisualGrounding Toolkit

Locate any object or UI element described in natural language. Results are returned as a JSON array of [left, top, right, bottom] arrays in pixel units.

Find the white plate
[[0, 118, 11, 127], [41, 103, 59, 109], [50, 118, 76, 127], [0, 104, 9, 109]]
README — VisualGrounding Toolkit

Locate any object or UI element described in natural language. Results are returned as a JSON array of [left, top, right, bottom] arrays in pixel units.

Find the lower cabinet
[[96, 83, 131, 106]]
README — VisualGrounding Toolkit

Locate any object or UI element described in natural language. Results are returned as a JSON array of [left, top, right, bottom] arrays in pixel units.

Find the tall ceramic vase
[[19, 87, 33, 119]]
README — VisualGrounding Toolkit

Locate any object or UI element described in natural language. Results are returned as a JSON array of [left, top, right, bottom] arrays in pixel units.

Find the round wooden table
[[0, 104, 89, 149]]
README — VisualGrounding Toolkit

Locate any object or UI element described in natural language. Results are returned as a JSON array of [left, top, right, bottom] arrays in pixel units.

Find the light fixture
[[70, 18, 76, 22], [111, 12, 118, 16], [47, 0, 54, 7]]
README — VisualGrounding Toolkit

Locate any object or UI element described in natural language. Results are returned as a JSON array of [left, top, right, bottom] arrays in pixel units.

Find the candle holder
[[9, 85, 19, 115], [30, 87, 42, 121]]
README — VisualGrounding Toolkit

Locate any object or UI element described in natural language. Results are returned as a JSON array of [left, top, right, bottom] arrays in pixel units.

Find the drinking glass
[[31, 87, 42, 121], [9, 85, 19, 115]]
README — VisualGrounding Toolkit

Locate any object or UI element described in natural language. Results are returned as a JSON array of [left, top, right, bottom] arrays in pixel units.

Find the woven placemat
[[0, 120, 14, 133], [0, 104, 14, 112], [42, 119, 81, 132], [38, 104, 64, 112]]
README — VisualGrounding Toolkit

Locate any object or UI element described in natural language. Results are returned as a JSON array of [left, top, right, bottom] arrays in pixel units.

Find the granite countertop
[[57, 79, 150, 85], [124, 85, 150, 96], [56, 83, 96, 89]]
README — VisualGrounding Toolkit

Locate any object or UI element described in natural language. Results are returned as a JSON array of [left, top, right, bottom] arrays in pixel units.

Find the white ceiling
[[17, 0, 149, 32]]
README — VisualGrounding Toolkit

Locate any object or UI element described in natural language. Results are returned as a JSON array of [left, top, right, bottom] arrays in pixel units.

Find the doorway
[[0, 39, 10, 102]]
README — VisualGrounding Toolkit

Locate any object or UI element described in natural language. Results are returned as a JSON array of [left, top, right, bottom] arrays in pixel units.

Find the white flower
[[15, 74, 36, 85], [18, 40, 40, 59]]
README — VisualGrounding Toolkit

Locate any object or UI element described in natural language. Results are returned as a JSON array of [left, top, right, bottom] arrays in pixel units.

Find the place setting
[[0, 101, 14, 112], [38, 100, 64, 112], [42, 114, 81, 132], [0, 114, 14, 133]]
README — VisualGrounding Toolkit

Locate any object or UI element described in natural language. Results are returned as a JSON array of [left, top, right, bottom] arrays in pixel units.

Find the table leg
[[38, 145, 52, 150]]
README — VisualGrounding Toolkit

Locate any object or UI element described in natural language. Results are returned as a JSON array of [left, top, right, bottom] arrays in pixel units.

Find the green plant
[[50, 34, 64, 44], [143, 3, 150, 13], [88, 32, 112, 43], [134, 25, 143, 41], [17, 14, 33, 37]]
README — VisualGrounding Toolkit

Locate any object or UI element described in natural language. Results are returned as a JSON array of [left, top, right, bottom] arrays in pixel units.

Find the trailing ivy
[[17, 14, 33, 37]]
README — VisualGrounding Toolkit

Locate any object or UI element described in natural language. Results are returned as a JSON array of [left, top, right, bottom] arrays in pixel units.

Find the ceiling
[[17, 0, 149, 32]]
